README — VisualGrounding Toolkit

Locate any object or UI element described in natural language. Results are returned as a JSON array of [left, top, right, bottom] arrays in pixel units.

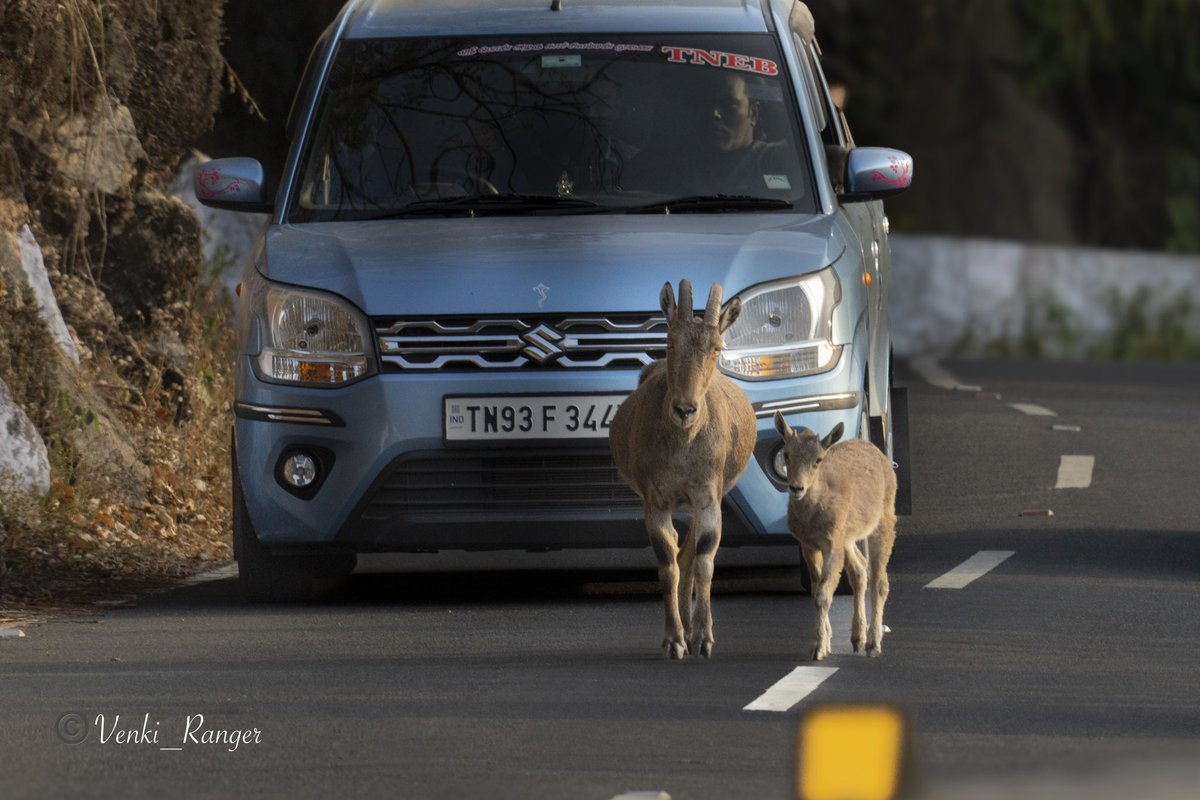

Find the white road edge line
[[826, 596, 863, 655], [925, 550, 1015, 590], [909, 356, 960, 390], [744, 666, 838, 712], [176, 563, 239, 587], [1009, 402, 1057, 417], [1055, 455, 1095, 489]]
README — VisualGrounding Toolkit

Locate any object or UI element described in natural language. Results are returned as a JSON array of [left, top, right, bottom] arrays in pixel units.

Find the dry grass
[[0, 266, 237, 614], [0, 0, 235, 619]]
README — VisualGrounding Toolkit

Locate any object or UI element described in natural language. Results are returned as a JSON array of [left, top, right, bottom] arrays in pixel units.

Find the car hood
[[258, 214, 845, 316]]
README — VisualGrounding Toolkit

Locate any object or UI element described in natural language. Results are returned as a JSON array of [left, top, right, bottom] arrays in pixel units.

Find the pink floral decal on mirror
[[195, 167, 243, 199], [871, 156, 910, 188]]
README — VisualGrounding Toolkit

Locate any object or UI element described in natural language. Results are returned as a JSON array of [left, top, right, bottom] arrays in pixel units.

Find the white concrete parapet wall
[[166, 160, 1200, 364], [889, 234, 1200, 357]]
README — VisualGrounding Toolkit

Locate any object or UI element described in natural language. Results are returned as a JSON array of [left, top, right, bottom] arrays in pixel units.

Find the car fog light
[[282, 452, 318, 488], [772, 447, 788, 480]]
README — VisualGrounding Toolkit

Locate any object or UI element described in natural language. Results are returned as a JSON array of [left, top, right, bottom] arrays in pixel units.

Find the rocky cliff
[[0, 0, 233, 608]]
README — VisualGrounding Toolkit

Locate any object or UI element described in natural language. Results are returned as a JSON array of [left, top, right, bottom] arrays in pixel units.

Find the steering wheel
[[429, 163, 501, 195]]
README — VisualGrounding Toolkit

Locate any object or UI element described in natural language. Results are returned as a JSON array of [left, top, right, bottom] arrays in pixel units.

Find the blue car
[[196, 0, 913, 600]]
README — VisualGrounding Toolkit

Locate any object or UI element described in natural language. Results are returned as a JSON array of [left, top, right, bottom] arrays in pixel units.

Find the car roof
[[339, 0, 775, 39]]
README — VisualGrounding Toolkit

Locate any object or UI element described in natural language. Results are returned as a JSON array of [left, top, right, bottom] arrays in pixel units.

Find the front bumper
[[233, 349, 865, 553]]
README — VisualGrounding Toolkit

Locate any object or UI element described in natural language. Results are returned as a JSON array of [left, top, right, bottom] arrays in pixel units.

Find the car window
[[791, 37, 825, 138], [289, 34, 817, 220]]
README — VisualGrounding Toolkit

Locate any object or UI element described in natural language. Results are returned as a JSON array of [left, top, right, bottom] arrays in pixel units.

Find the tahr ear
[[822, 422, 844, 449], [660, 282, 676, 318], [773, 411, 793, 439], [719, 296, 741, 333]]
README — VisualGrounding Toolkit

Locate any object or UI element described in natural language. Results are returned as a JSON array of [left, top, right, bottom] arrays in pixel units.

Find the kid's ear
[[660, 282, 676, 317], [774, 411, 793, 439], [719, 296, 741, 333], [822, 422, 844, 449]]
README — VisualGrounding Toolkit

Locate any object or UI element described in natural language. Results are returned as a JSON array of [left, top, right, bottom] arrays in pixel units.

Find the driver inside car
[[627, 70, 799, 198]]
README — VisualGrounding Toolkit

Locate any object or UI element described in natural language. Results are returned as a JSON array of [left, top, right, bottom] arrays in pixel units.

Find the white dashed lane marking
[[744, 666, 839, 712], [1055, 455, 1095, 489], [909, 356, 960, 390], [1009, 402, 1057, 416], [744, 596, 876, 712], [925, 551, 1016, 589]]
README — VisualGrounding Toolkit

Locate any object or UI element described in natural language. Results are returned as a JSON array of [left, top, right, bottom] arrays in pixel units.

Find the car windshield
[[289, 34, 816, 221]]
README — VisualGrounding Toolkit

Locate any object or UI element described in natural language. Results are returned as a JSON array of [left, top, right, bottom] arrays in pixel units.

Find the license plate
[[444, 394, 627, 442]]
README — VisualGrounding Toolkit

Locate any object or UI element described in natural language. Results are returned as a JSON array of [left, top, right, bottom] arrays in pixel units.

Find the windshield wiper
[[361, 193, 600, 219], [353, 193, 790, 219], [617, 194, 795, 214]]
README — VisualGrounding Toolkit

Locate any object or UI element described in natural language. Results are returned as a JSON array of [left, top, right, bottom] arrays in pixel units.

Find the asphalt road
[[2, 358, 1199, 800]]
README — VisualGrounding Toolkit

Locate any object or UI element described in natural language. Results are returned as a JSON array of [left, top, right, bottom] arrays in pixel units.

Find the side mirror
[[193, 157, 272, 213], [838, 147, 913, 203]]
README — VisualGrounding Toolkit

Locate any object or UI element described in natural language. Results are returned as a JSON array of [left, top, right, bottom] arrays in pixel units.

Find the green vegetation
[[0, 254, 236, 611], [809, 0, 1200, 253], [1093, 288, 1200, 361], [956, 287, 1200, 361]]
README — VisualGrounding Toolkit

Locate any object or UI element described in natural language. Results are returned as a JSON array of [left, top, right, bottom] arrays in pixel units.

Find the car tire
[[890, 385, 913, 516], [867, 391, 890, 458], [231, 440, 350, 602], [867, 362, 913, 516]]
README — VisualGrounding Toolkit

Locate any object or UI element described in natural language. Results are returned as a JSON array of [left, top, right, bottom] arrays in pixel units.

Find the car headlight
[[251, 281, 375, 386], [719, 269, 842, 380]]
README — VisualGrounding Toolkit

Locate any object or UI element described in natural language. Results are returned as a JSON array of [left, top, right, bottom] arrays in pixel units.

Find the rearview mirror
[[193, 157, 271, 213], [838, 147, 913, 204]]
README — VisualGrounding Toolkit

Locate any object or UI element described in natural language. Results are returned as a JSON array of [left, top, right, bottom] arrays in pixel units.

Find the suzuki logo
[[521, 323, 565, 363]]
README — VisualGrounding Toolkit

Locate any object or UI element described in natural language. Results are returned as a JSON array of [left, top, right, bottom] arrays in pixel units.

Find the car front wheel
[[231, 442, 354, 602]]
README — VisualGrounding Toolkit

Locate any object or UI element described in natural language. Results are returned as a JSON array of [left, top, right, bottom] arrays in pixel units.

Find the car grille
[[355, 450, 643, 518], [374, 314, 667, 371]]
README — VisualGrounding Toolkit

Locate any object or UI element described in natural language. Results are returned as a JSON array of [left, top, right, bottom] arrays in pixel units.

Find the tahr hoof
[[687, 635, 713, 659], [663, 638, 688, 660], [811, 647, 827, 662], [866, 643, 881, 657], [852, 638, 864, 654]]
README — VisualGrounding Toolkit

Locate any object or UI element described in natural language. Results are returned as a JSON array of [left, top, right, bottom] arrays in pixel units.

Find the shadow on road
[[152, 556, 810, 612]]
